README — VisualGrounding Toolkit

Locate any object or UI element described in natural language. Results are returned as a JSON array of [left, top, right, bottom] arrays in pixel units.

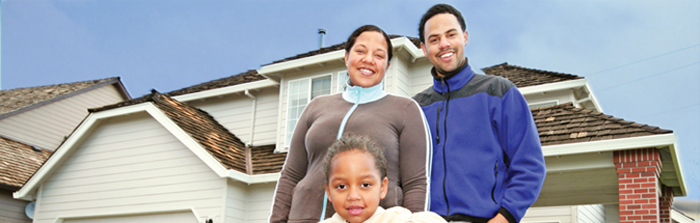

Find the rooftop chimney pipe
[[318, 28, 326, 49]]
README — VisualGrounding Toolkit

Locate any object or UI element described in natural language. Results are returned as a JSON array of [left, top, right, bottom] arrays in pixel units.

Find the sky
[[2, 0, 699, 202]]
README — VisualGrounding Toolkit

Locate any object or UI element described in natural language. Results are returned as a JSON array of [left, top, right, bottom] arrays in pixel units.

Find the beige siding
[[245, 183, 276, 223], [188, 87, 279, 147], [0, 190, 32, 223], [386, 57, 412, 97], [578, 204, 605, 223], [62, 211, 199, 223], [225, 180, 247, 223], [409, 60, 434, 96], [522, 206, 575, 223], [0, 84, 126, 150], [33, 112, 225, 223]]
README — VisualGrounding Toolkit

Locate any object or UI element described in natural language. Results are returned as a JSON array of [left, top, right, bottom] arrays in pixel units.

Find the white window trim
[[337, 71, 348, 93], [284, 73, 332, 147]]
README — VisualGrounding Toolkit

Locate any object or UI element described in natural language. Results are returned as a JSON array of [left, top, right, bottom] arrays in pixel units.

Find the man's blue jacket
[[413, 61, 546, 223]]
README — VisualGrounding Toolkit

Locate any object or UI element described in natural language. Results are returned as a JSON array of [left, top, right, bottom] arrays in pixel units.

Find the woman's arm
[[269, 104, 313, 223], [398, 100, 431, 212]]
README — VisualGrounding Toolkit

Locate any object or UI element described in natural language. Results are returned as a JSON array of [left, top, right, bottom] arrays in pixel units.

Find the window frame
[[284, 73, 332, 147]]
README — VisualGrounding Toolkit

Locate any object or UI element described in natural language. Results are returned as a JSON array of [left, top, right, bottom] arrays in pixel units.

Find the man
[[412, 4, 546, 223]]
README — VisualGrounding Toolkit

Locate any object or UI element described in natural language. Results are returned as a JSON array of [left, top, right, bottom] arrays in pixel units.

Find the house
[[12, 37, 687, 223], [0, 78, 130, 222]]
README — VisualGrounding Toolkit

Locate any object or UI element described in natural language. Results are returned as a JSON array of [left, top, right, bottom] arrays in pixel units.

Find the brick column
[[659, 186, 674, 223], [614, 148, 662, 223]]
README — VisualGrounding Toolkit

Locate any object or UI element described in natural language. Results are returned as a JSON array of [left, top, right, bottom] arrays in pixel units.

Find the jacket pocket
[[491, 160, 499, 204]]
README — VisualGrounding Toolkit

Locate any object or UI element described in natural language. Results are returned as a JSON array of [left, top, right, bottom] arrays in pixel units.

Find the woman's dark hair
[[419, 3, 467, 43], [323, 134, 387, 184], [345, 25, 393, 61]]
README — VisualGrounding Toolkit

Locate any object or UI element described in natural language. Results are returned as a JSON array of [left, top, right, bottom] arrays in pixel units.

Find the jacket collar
[[342, 80, 387, 104], [431, 58, 475, 93]]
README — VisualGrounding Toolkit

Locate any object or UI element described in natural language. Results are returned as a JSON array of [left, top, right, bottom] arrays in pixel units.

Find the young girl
[[320, 135, 444, 223]]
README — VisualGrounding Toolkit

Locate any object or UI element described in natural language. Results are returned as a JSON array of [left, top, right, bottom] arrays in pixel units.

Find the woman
[[269, 25, 430, 223]]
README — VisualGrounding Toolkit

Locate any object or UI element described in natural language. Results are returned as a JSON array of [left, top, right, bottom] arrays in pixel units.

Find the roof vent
[[30, 146, 41, 152], [318, 29, 326, 49]]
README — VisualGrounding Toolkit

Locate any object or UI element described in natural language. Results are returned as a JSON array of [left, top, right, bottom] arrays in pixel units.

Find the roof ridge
[[0, 77, 119, 92]]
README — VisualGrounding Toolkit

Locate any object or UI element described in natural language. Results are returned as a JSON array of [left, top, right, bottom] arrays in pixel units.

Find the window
[[285, 75, 331, 146]]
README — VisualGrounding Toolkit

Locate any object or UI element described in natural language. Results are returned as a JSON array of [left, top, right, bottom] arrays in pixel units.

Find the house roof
[[145, 91, 248, 173], [533, 103, 672, 146], [482, 63, 583, 88], [0, 77, 125, 119], [250, 145, 286, 174], [267, 35, 421, 65], [0, 136, 52, 190]]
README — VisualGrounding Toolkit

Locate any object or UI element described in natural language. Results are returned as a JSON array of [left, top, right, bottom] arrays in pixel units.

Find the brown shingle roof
[[0, 136, 52, 190], [268, 35, 421, 65], [0, 77, 120, 118], [90, 70, 264, 113], [250, 145, 286, 174], [533, 103, 672, 146], [147, 91, 248, 173], [482, 63, 582, 88]]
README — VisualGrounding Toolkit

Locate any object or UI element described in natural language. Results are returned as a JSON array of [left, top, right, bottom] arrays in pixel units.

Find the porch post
[[614, 148, 662, 223]]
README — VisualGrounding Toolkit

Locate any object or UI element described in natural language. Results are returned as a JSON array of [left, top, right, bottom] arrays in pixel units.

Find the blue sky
[[2, 0, 699, 201]]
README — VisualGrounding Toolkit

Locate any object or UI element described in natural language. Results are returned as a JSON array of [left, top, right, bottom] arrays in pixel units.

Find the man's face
[[421, 13, 468, 77]]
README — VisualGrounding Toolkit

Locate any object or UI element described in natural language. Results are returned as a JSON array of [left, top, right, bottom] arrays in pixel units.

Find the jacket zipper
[[440, 78, 451, 216], [491, 161, 498, 204]]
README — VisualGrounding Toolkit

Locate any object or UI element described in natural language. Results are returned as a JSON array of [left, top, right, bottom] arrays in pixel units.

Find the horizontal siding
[[62, 210, 199, 223], [189, 87, 279, 147], [0, 190, 32, 223], [226, 180, 247, 223], [409, 60, 434, 96], [522, 205, 574, 223], [34, 112, 225, 223], [0, 85, 126, 150], [245, 183, 276, 223]]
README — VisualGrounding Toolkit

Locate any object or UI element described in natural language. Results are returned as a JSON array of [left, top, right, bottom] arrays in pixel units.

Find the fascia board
[[227, 170, 280, 185], [543, 133, 685, 195], [142, 104, 230, 178], [585, 82, 604, 113], [13, 103, 155, 201], [172, 79, 278, 102], [542, 133, 676, 157], [258, 50, 346, 75], [519, 79, 587, 95], [13, 102, 232, 201], [257, 37, 422, 76]]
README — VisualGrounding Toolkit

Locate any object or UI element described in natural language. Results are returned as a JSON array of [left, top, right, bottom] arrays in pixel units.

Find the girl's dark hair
[[323, 134, 387, 184], [419, 3, 467, 43], [345, 25, 393, 61]]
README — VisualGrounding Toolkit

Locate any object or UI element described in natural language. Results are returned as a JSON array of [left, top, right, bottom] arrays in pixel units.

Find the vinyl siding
[[0, 190, 32, 223], [578, 204, 605, 223], [225, 180, 247, 223], [187, 87, 279, 147], [522, 205, 575, 223], [32, 112, 225, 223], [0, 84, 126, 150], [62, 211, 199, 223], [387, 57, 412, 97], [245, 183, 276, 223], [409, 60, 434, 96]]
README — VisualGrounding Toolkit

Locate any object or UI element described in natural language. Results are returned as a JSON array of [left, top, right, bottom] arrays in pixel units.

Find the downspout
[[244, 89, 257, 175], [245, 89, 257, 147]]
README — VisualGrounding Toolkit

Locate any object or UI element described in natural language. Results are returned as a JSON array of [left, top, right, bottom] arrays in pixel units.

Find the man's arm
[[496, 87, 547, 223]]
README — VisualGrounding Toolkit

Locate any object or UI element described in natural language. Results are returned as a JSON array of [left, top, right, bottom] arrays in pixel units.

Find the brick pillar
[[614, 148, 662, 223], [659, 186, 674, 223]]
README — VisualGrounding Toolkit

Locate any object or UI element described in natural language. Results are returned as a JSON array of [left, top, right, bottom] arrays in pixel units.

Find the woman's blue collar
[[342, 81, 387, 104]]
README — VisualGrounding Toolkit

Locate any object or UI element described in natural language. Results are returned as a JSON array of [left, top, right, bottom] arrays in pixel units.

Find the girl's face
[[325, 150, 388, 223], [344, 31, 390, 88]]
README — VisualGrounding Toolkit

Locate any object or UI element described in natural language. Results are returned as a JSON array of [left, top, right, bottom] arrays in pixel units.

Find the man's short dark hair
[[345, 24, 393, 61], [419, 3, 467, 43]]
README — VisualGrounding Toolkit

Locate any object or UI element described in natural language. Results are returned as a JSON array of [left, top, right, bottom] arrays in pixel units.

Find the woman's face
[[344, 31, 390, 88]]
